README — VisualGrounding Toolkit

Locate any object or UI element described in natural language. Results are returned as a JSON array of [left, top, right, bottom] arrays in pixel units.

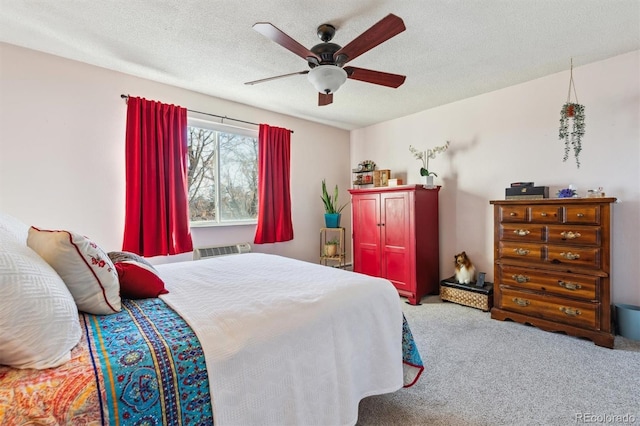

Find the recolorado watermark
[[576, 413, 636, 424]]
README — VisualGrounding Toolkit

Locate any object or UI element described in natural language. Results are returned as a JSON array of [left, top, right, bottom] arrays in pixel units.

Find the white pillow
[[0, 212, 29, 244], [27, 227, 121, 315], [0, 239, 82, 369]]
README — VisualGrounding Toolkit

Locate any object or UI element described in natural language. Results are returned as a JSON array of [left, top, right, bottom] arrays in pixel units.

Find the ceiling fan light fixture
[[307, 65, 347, 94]]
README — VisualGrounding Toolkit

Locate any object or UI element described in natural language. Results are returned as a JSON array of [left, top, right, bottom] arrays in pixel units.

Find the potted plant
[[321, 179, 348, 228], [559, 58, 585, 168], [559, 102, 585, 168], [409, 141, 450, 187], [324, 238, 339, 257]]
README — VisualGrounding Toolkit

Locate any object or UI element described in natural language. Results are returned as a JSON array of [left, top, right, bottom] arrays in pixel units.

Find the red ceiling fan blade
[[334, 14, 406, 65], [253, 22, 320, 62], [245, 70, 309, 85], [318, 92, 333, 106], [344, 66, 406, 88]]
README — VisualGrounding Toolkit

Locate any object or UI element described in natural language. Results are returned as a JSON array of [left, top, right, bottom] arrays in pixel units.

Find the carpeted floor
[[357, 296, 640, 426]]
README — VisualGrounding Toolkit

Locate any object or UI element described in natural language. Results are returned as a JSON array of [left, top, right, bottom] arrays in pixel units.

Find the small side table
[[320, 227, 346, 268]]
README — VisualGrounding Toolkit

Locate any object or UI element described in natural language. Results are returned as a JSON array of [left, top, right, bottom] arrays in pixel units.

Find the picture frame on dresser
[[489, 197, 617, 348]]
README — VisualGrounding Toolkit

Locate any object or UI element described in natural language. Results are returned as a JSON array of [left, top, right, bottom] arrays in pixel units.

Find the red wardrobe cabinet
[[349, 185, 440, 305]]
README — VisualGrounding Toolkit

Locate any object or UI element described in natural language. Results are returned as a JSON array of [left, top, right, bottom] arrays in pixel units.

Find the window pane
[[187, 126, 217, 222], [219, 133, 258, 221], [187, 122, 258, 224]]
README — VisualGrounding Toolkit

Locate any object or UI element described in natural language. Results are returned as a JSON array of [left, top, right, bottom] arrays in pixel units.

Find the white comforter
[[157, 253, 403, 426]]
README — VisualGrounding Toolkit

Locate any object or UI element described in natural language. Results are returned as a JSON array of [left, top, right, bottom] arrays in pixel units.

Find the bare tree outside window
[[187, 123, 258, 224]]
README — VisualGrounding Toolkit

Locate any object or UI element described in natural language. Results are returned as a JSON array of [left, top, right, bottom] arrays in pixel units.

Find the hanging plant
[[559, 59, 585, 168], [559, 102, 585, 168]]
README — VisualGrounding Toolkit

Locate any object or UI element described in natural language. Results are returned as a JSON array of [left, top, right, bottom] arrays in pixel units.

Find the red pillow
[[114, 261, 168, 299]]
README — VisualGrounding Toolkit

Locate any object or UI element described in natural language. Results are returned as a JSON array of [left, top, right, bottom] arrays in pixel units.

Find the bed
[[0, 214, 423, 426]]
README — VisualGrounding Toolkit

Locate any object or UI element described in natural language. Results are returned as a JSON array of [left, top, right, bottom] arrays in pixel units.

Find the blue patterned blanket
[[83, 299, 213, 425], [83, 299, 423, 425]]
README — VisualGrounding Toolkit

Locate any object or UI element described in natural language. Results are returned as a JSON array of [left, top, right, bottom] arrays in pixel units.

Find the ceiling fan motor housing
[[310, 42, 342, 66]]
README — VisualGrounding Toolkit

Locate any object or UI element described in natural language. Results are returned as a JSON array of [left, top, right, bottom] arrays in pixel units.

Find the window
[[187, 118, 258, 225]]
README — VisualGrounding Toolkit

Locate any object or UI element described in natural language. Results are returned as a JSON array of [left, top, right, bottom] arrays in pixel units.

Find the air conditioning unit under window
[[193, 243, 252, 260]]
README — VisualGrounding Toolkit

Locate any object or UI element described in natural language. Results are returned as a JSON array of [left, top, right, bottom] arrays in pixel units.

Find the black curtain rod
[[120, 94, 293, 133]]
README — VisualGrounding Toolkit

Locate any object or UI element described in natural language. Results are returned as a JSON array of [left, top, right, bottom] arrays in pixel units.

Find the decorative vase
[[324, 244, 337, 257], [324, 213, 341, 228], [423, 175, 434, 188]]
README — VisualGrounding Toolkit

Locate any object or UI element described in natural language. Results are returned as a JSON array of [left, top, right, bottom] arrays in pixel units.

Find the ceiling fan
[[245, 13, 406, 106]]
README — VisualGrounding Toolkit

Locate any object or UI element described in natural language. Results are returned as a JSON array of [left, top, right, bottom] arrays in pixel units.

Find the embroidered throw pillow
[[27, 227, 121, 315]]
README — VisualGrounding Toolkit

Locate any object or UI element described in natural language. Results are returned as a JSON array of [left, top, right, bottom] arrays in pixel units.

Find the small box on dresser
[[489, 197, 617, 348]]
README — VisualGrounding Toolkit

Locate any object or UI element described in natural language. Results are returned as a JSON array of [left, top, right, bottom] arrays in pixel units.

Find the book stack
[[505, 182, 549, 200]]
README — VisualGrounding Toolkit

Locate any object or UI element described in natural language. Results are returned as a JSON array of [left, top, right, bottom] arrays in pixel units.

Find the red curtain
[[122, 97, 193, 257], [254, 124, 294, 244]]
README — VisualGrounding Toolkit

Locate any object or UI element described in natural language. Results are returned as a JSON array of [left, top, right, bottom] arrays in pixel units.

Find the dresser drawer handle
[[576, 213, 585, 218], [560, 252, 580, 260], [512, 297, 530, 307], [560, 231, 581, 240], [540, 212, 548, 217], [512, 274, 530, 283], [514, 229, 530, 236], [559, 307, 581, 316], [513, 248, 530, 256], [509, 212, 517, 216], [558, 280, 582, 290]]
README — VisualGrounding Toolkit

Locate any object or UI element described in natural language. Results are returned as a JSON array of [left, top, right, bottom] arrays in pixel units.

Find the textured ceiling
[[1, 1, 639, 130]]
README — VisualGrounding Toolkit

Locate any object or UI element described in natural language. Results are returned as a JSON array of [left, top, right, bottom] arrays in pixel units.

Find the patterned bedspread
[[1, 298, 422, 425], [0, 299, 212, 425]]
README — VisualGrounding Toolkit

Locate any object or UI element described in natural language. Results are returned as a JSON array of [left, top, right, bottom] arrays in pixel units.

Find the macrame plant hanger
[[565, 58, 579, 117]]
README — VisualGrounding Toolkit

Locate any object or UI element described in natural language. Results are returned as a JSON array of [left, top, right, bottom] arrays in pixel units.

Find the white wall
[[352, 50, 640, 305], [0, 42, 352, 264], [1, 43, 638, 305]]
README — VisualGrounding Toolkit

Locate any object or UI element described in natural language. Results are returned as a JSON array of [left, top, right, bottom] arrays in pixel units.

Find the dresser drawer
[[499, 265, 598, 300], [529, 206, 562, 223], [499, 241, 543, 262], [499, 205, 528, 222], [499, 224, 545, 243], [547, 225, 601, 246], [501, 288, 597, 329], [546, 245, 601, 270], [563, 205, 600, 225]]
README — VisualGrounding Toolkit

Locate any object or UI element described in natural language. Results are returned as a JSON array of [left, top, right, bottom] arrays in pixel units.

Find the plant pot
[[324, 213, 341, 228], [423, 175, 434, 188], [324, 244, 337, 257], [564, 104, 575, 118]]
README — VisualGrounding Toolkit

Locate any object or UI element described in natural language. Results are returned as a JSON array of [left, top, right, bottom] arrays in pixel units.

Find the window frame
[[187, 117, 259, 228]]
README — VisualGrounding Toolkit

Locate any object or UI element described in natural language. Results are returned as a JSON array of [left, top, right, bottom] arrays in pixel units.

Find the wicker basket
[[440, 277, 493, 312]]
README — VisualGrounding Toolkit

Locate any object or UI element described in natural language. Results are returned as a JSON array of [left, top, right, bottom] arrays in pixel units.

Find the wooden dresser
[[490, 198, 616, 348]]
